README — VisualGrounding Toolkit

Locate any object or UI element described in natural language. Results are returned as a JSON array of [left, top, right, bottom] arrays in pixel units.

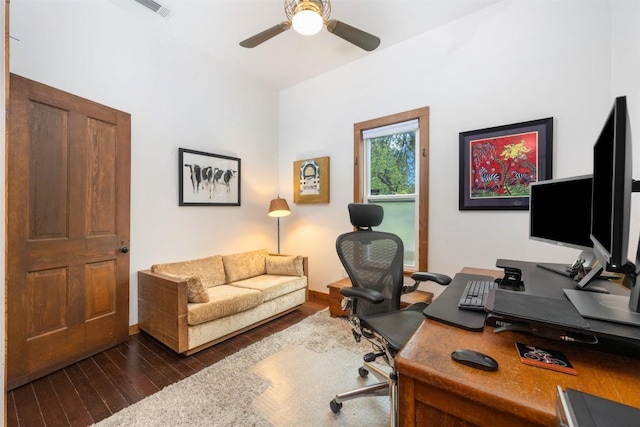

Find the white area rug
[[94, 310, 390, 426], [252, 345, 388, 427]]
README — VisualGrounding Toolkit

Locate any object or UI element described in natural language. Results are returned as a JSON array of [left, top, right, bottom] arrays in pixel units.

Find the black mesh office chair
[[330, 203, 451, 426]]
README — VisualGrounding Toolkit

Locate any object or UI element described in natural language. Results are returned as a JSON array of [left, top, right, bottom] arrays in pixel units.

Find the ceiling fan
[[239, 0, 381, 52]]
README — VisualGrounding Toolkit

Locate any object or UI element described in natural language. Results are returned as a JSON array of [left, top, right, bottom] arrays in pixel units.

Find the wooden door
[[7, 74, 131, 390]]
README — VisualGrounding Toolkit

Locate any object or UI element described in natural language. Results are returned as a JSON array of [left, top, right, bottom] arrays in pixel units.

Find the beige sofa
[[138, 249, 308, 355]]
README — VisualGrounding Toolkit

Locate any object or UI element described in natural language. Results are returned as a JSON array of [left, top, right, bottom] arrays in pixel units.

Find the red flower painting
[[469, 131, 539, 199]]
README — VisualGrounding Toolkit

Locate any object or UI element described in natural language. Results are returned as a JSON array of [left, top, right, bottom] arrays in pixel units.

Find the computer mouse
[[451, 349, 499, 371]]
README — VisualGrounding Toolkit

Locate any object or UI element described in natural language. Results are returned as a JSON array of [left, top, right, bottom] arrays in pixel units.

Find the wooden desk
[[396, 268, 640, 426]]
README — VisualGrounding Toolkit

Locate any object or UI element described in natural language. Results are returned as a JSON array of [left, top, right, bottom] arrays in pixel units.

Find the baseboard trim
[[308, 289, 329, 305]]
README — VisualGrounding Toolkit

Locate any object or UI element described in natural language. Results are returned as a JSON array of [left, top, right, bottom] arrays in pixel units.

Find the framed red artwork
[[459, 117, 553, 210]]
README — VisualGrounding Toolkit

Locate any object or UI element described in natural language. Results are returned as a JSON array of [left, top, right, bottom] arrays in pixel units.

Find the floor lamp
[[268, 197, 291, 254]]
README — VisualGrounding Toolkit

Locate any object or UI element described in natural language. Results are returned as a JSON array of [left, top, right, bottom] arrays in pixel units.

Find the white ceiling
[[110, 0, 499, 91]]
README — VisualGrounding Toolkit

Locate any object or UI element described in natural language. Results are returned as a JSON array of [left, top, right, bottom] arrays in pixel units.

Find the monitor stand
[[536, 262, 582, 278], [536, 251, 596, 278], [574, 261, 610, 294], [563, 289, 640, 327], [536, 252, 614, 292], [565, 237, 640, 327]]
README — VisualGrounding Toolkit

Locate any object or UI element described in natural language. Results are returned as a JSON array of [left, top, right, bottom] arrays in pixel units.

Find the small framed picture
[[179, 148, 241, 206], [459, 117, 553, 210], [293, 156, 330, 204]]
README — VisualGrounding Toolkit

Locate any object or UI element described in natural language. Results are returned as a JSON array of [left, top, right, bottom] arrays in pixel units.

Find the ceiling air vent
[[133, 0, 174, 18]]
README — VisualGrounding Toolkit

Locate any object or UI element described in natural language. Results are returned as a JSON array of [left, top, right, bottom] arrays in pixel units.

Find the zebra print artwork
[[478, 167, 501, 189], [470, 136, 537, 198], [459, 117, 552, 210]]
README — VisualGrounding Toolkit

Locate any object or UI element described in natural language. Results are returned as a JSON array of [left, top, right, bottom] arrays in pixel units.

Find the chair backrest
[[336, 203, 404, 316]]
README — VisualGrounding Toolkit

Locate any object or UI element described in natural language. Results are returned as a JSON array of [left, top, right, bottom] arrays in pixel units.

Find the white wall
[[9, 1, 281, 325], [279, 0, 640, 296]]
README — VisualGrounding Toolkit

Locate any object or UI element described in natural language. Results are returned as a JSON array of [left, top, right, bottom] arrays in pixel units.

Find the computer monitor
[[591, 97, 633, 272], [566, 96, 640, 327], [577, 96, 635, 290], [529, 175, 595, 277]]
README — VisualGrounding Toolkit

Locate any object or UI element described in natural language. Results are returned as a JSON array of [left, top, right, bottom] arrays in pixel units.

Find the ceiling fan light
[[292, 9, 323, 35]]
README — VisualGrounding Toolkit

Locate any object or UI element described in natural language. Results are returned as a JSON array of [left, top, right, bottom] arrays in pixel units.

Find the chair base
[[330, 361, 398, 427]]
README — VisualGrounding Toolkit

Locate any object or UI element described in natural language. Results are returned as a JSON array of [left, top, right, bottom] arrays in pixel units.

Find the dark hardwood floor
[[7, 302, 327, 427]]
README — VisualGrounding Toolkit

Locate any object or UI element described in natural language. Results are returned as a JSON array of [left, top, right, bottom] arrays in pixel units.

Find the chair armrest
[[340, 286, 385, 304], [411, 272, 451, 286], [403, 272, 451, 294]]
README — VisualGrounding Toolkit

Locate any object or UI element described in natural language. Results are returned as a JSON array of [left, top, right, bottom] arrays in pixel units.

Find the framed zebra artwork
[[179, 148, 241, 206], [459, 117, 553, 210]]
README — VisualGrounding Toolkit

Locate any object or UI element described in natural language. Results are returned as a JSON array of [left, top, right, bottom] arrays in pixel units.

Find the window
[[354, 108, 429, 271], [364, 120, 418, 266]]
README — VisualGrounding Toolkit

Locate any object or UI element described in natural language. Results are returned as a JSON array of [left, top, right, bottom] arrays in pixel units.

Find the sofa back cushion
[[265, 255, 305, 276], [222, 249, 268, 283], [151, 255, 226, 288]]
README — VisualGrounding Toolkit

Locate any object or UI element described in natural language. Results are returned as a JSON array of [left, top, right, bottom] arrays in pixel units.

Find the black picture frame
[[459, 117, 553, 210], [179, 148, 241, 206]]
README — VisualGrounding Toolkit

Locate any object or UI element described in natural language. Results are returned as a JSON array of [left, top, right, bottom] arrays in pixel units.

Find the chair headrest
[[348, 203, 383, 230]]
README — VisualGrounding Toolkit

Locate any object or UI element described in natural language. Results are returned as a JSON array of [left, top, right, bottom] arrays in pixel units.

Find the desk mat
[[423, 273, 490, 332], [485, 289, 590, 329]]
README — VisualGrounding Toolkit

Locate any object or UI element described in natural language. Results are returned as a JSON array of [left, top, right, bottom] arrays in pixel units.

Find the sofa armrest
[[138, 270, 190, 354]]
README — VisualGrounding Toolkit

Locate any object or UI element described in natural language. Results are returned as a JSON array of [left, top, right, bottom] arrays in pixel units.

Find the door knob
[[120, 246, 129, 254]]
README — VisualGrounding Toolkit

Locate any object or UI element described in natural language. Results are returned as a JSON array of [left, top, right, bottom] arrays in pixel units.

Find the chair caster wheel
[[330, 399, 342, 413], [359, 367, 369, 378]]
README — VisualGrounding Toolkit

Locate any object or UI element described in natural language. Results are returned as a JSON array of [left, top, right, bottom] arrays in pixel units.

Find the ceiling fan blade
[[240, 22, 291, 48], [326, 20, 381, 51]]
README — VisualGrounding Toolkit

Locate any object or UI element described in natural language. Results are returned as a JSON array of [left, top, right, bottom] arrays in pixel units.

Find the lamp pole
[[277, 216, 282, 254], [268, 196, 291, 255]]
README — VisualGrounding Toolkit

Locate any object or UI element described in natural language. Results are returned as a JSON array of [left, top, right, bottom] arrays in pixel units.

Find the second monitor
[[529, 175, 594, 277]]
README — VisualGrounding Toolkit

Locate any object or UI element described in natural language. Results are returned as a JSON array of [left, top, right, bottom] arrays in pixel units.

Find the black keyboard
[[458, 280, 497, 311]]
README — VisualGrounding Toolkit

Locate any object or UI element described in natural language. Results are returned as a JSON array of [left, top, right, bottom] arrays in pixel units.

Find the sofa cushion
[[151, 255, 226, 288], [265, 255, 304, 276], [158, 274, 210, 303], [185, 276, 210, 303], [231, 274, 307, 302], [188, 285, 263, 326], [222, 249, 268, 282]]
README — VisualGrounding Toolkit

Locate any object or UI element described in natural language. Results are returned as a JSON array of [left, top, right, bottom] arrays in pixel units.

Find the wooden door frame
[[4, 0, 9, 423]]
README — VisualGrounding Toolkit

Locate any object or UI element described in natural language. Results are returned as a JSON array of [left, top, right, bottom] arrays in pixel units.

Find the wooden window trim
[[353, 107, 430, 272]]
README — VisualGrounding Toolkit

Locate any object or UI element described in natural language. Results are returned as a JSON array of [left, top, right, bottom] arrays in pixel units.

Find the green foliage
[[369, 132, 416, 195]]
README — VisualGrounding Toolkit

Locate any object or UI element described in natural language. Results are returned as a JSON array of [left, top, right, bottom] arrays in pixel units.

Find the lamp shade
[[268, 197, 291, 217], [292, 9, 323, 35]]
